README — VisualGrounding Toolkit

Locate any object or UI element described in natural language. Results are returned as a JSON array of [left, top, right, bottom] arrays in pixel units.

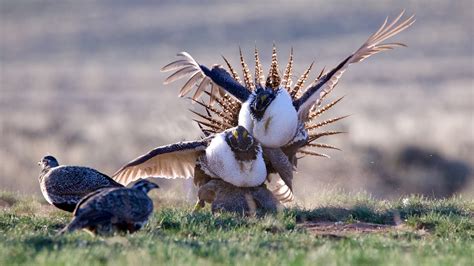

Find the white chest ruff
[[204, 134, 267, 187], [239, 90, 298, 148], [39, 175, 53, 205]]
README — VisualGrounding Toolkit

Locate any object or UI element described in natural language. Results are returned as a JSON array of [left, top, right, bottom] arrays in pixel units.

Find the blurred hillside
[[1, 0, 473, 202]]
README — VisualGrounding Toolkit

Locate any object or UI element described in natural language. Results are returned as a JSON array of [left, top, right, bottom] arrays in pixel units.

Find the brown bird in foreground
[[38, 155, 123, 212], [58, 180, 159, 235]]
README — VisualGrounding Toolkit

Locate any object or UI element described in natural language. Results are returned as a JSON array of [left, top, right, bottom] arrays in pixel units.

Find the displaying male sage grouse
[[59, 180, 159, 235], [161, 11, 415, 202], [38, 155, 123, 212], [112, 126, 268, 210]]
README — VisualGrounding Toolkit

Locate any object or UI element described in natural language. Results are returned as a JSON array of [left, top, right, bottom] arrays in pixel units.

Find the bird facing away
[[197, 179, 280, 215], [161, 11, 415, 202], [112, 126, 267, 189], [38, 155, 123, 212], [58, 180, 159, 235]]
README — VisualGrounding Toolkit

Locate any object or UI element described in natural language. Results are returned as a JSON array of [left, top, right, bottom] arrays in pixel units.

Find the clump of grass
[[406, 212, 473, 238], [0, 191, 45, 215], [289, 193, 473, 228], [0, 191, 19, 207]]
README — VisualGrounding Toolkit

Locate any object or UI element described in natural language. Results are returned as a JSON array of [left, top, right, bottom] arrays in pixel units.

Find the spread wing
[[161, 52, 251, 104], [112, 140, 209, 186], [295, 11, 415, 121]]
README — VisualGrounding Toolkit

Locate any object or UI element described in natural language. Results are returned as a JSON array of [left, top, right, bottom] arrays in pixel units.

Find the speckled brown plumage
[[38, 155, 123, 212], [58, 180, 158, 235], [197, 179, 279, 215]]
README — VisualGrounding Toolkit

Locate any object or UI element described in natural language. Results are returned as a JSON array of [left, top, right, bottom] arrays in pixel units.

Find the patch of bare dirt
[[299, 221, 401, 238]]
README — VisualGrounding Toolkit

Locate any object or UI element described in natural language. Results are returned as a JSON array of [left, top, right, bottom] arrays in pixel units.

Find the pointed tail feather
[[295, 11, 415, 121]]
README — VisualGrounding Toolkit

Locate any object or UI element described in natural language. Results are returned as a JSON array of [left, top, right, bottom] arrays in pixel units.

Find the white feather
[[164, 67, 198, 84], [40, 181, 53, 204], [240, 89, 298, 148], [204, 133, 267, 187], [238, 97, 254, 132], [266, 173, 295, 203], [287, 122, 308, 146], [160, 60, 194, 72]]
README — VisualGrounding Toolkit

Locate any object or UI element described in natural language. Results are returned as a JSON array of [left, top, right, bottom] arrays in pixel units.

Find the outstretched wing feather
[[112, 140, 208, 186], [179, 72, 203, 97], [295, 11, 415, 121], [161, 59, 194, 72], [164, 67, 199, 85], [162, 51, 250, 103]]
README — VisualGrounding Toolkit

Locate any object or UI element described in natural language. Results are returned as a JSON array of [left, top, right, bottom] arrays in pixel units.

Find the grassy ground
[[0, 192, 472, 265]]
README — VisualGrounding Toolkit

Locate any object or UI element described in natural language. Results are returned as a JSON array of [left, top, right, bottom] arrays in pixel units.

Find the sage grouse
[[161, 11, 415, 202], [38, 155, 123, 212], [59, 180, 159, 235], [197, 179, 279, 214], [112, 126, 266, 188]]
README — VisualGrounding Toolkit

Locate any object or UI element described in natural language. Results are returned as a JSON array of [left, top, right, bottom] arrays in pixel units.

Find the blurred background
[[1, 0, 473, 204]]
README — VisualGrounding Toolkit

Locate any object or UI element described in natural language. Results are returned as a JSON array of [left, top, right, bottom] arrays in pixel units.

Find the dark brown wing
[[73, 188, 115, 215]]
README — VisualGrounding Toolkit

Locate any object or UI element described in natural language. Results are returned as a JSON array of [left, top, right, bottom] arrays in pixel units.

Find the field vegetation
[[1, 191, 472, 265]]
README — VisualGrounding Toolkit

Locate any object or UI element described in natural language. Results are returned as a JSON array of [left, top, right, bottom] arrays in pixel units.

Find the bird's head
[[132, 180, 160, 194], [225, 126, 255, 152], [250, 88, 277, 120], [38, 155, 59, 169]]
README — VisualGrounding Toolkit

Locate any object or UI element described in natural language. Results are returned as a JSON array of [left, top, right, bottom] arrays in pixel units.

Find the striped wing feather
[[267, 175, 295, 203], [162, 52, 223, 105], [112, 140, 208, 186], [296, 10, 415, 121]]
